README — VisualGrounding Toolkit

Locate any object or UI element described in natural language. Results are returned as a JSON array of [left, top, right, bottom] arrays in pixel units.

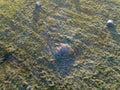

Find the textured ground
[[0, 0, 120, 90]]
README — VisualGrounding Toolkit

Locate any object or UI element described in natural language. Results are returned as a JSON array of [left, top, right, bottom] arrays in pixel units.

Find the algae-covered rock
[[0, 0, 120, 89]]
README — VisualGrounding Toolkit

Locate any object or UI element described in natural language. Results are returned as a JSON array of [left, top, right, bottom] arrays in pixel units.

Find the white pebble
[[36, 1, 41, 7], [107, 20, 114, 27]]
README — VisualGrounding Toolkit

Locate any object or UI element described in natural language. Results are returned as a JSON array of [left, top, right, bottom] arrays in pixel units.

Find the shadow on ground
[[73, 0, 81, 13], [32, 7, 41, 24], [38, 56, 75, 77], [54, 57, 75, 76], [108, 26, 120, 44]]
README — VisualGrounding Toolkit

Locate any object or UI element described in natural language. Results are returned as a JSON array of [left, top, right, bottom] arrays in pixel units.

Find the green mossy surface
[[0, 0, 120, 89]]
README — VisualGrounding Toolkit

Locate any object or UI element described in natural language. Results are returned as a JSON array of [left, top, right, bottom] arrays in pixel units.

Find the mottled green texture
[[0, 0, 120, 90]]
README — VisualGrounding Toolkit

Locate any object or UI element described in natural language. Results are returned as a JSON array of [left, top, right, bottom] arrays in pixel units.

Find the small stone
[[107, 20, 114, 27], [36, 1, 41, 7], [55, 43, 75, 59]]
